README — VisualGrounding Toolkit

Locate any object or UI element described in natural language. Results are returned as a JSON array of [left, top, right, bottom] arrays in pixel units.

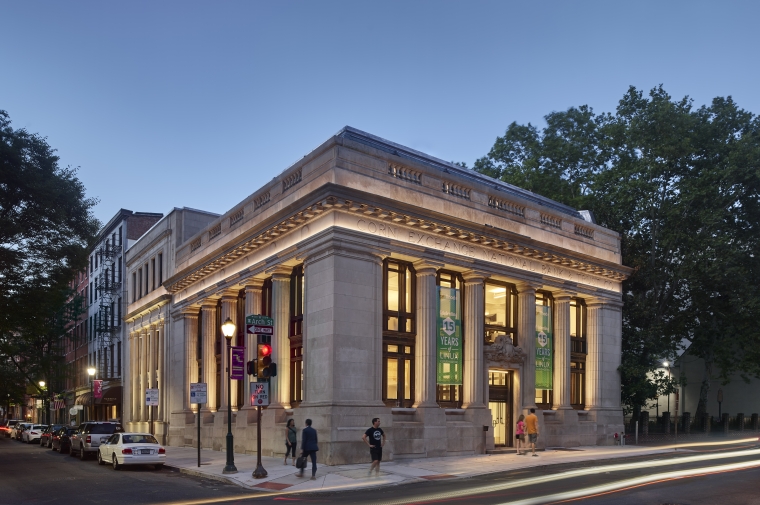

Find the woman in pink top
[[515, 414, 526, 455]]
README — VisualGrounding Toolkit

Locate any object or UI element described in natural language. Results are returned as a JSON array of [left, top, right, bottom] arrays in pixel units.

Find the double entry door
[[488, 370, 514, 447]]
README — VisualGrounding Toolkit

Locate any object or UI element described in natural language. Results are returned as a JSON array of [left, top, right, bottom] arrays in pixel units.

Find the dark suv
[[70, 422, 123, 460]]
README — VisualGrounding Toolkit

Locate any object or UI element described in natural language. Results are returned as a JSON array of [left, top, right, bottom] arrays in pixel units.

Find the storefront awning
[[75, 393, 92, 406], [98, 386, 122, 405]]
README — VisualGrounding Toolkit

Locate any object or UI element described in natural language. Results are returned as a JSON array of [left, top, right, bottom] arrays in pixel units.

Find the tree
[[473, 86, 760, 420], [0, 109, 99, 397]]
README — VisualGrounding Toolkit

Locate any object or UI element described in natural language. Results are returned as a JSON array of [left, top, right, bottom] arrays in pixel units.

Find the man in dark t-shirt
[[362, 417, 385, 476]]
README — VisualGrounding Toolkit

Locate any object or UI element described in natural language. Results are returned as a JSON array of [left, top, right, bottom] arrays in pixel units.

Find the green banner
[[437, 286, 462, 385], [535, 305, 553, 390]]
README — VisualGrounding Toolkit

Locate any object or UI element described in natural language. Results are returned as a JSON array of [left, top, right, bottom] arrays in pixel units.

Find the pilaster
[[462, 270, 488, 410], [413, 259, 444, 408], [552, 294, 572, 410], [200, 301, 218, 413], [242, 279, 265, 417], [268, 266, 291, 409], [139, 328, 148, 422], [515, 282, 538, 411], [182, 309, 200, 413], [220, 290, 239, 411]]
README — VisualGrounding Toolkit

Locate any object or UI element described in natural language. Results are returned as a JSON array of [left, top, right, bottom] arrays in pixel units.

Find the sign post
[[190, 383, 207, 467], [247, 314, 273, 480], [146, 388, 159, 435]]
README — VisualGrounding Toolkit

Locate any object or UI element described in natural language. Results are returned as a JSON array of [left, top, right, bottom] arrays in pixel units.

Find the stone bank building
[[123, 127, 630, 464]]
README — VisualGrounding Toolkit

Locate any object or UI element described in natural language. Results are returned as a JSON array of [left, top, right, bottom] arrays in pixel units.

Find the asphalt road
[[2, 436, 759, 505]]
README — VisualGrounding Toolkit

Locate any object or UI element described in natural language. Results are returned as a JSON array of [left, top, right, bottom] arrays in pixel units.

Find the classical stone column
[[140, 328, 148, 422], [552, 294, 572, 410], [200, 301, 218, 412], [585, 301, 603, 410], [269, 267, 291, 409], [462, 270, 488, 410], [243, 280, 264, 410], [157, 320, 165, 420], [130, 331, 140, 422], [516, 282, 538, 410], [182, 310, 200, 413], [148, 325, 156, 389], [220, 291, 239, 411], [413, 260, 443, 408]]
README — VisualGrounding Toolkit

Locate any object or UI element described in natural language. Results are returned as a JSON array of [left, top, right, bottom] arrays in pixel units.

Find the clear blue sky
[[3, 0, 759, 225]]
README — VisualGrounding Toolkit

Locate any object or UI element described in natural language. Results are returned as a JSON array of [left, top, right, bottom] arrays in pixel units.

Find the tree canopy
[[473, 86, 760, 419], [0, 109, 99, 399]]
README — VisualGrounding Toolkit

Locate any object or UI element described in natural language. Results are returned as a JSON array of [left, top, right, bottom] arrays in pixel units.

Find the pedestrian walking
[[362, 417, 386, 476], [525, 408, 539, 456], [298, 419, 319, 480], [284, 419, 297, 466], [515, 414, 526, 455]]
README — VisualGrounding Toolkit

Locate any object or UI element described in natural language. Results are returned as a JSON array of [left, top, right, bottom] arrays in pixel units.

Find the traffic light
[[256, 335, 277, 379], [247, 360, 257, 376]]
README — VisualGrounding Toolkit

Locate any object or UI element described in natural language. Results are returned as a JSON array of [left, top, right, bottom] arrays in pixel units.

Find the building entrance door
[[488, 370, 513, 447]]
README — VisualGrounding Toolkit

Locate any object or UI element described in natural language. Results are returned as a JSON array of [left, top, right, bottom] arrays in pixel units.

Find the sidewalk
[[163, 445, 675, 494]]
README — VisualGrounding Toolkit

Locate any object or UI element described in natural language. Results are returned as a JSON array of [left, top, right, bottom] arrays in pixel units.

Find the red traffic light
[[259, 344, 272, 357]]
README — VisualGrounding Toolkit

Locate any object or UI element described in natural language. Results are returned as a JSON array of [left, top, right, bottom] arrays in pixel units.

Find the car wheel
[[69, 445, 77, 457], [79, 445, 86, 460], [97, 451, 104, 465], [112, 455, 120, 471]]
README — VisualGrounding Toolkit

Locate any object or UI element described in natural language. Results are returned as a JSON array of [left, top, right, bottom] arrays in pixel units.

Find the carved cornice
[[163, 195, 630, 294]]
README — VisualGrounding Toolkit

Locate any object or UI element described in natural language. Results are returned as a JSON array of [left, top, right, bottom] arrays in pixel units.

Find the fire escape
[[95, 240, 122, 380]]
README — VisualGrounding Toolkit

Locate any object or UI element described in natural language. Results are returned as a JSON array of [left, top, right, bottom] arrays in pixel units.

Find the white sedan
[[22, 424, 47, 443], [97, 432, 166, 470]]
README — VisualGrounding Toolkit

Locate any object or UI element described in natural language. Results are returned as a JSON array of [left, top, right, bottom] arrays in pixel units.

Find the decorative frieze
[[540, 213, 562, 229], [488, 196, 525, 217], [574, 224, 595, 239], [282, 170, 302, 193], [388, 163, 422, 185], [442, 181, 471, 200], [253, 192, 270, 210], [208, 223, 222, 241], [229, 208, 244, 227]]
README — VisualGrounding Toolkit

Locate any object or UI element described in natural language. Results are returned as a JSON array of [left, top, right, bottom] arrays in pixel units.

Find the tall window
[[151, 258, 156, 290], [138, 269, 142, 299], [290, 266, 304, 406], [437, 270, 463, 408], [132, 273, 137, 302], [382, 259, 415, 407], [535, 291, 554, 408], [484, 281, 518, 345], [158, 253, 163, 286], [570, 298, 587, 408]]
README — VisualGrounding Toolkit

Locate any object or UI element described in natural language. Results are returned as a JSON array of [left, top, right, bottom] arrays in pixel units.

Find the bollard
[[635, 421, 639, 445], [737, 413, 745, 432], [662, 412, 671, 435], [752, 413, 759, 431], [682, 412, 691, 435], [722, 413, 729, 435], [703, 413, 711, 433]]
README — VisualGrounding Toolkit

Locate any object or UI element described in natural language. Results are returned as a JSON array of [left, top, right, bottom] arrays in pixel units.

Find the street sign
[[246, 315, 273, 335], [231, 346, 245, 380], [146, 388, 159, 406], [190, 383, 207, 404], [250, 382, 269, 406]]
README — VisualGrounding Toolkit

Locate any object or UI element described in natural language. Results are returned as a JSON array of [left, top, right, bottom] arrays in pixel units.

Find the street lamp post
[[221, 317, 237, 474], [38, 381, 46, 425], [87, 367, 96, 421]]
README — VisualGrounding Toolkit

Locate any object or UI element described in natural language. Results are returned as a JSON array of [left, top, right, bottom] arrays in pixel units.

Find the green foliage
[[473, 86, 760, 418], [0, 110, 99, 397]]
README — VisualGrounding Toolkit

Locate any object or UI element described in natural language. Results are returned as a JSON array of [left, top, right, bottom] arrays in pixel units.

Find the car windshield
[[122, 435, 158, 444], [33, 425, 45, 429], [89, 424, 117, 434], [65, 429, 76, 435]]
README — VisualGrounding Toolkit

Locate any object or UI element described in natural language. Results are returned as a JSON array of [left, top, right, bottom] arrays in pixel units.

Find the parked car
[[98, 432, 165, 470], [22, 424, 47, 443], [40, 424, 64, 447], [1, 420, 21, 438], [12, 423, 31, 441], [51, 426, 78, 454], [70, 422, 123, 460]]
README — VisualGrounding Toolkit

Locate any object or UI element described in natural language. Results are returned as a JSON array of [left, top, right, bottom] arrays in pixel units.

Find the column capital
[[514, 281, 541, 294], [219, 289, 240, 302], [553, 293, 573, 303], [242, 278, 266, 290], [586, 297, 623, 309], [265, 264, 293, 279], [462, 269, 490, 284], [413, 258, 444, 275], [199, 299, 218, 310]]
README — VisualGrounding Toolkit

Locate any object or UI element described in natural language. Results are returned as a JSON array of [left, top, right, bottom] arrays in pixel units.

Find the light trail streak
[[497, 458, 760, 505], [368, 447, 760, 505], [660, 436, 758, 450]]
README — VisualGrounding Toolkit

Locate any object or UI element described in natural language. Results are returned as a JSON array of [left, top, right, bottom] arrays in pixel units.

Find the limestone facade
[[123, 127, 630, 463]]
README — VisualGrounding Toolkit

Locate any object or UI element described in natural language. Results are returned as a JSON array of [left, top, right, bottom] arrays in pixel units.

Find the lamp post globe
[[222, 317, 237, 474], [87, 367, 96, 421]]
